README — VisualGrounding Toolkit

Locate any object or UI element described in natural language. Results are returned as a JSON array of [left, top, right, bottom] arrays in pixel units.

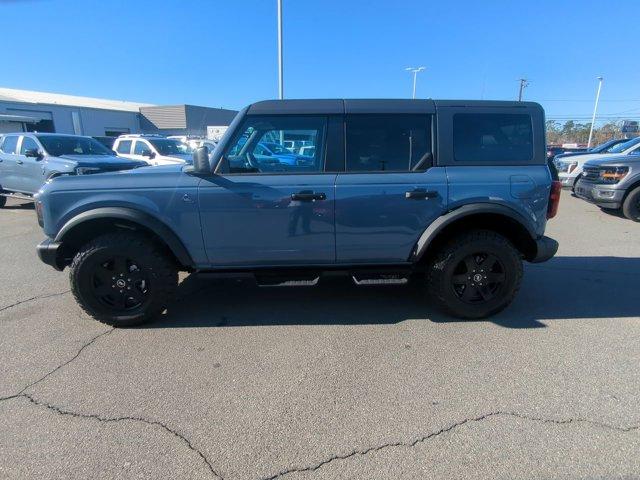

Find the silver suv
[[574, 155, 640, 221]]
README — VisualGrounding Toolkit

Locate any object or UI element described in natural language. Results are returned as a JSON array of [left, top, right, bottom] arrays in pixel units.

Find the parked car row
[[554, 137, 640, 190], [0, 132, 221, 204]]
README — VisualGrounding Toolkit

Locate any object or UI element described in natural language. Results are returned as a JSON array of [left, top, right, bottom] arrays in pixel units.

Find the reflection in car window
[[453, 113, 533, 162], [345, 114, 432, 172], [0, 135, 19, 154], [224, 116, 326, 174], [36, 135, 114, 156], [20, 137, 39, 155]]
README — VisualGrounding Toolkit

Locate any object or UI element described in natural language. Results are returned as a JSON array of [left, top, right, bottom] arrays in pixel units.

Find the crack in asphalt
[[260, 411, 640, 480], [15, 393, 223, 480], [0, 320, 224, 478], [0, 328, 114, 402], [0, 290, 71, 313]]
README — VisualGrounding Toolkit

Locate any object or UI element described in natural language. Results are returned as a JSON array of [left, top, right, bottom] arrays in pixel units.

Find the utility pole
[[587, 76, 604, 148], [277, 0, 284, 100], [518, 78, 529, 101], [405, 67, 425, 99]]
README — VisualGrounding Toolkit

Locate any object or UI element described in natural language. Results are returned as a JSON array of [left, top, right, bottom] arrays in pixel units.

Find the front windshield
[[608, 137, 640, 153], [37, 135, 114, 156], [149, 139, 193, 156]]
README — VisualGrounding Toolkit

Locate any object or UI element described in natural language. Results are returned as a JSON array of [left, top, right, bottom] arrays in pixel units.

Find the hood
[[57, 154, 147, 168], [156, 153, 192, 163], [562, 152, 630, 166], [584, 155, 640, 168]]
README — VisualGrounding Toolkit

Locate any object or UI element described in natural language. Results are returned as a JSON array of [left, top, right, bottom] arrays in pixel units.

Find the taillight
[[547, 180, 561, 219]]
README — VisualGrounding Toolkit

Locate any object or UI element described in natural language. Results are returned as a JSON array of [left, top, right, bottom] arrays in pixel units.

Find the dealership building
[[0, 87, 238, 138]]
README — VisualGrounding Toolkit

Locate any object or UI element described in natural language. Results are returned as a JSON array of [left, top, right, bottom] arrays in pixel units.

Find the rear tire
[[0, 195, 6, 208], [70, 232, 178, 327], [425, 230, 523, 319], [622, 186, 640, 222]]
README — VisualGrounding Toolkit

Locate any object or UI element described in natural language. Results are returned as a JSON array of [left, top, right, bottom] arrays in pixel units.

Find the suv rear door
[[198, 114, 340, 266], [334, 103, 447, 263], [0, 135, 21, 192]]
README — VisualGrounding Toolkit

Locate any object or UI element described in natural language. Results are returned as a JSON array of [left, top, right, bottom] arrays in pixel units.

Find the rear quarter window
[[453, 113, 533, 163]]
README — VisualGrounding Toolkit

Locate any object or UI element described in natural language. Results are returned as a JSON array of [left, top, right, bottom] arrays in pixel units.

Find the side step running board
[[351, 274, 409, 286], [0, 192, 34, 201], [256, 276, 320, 287]]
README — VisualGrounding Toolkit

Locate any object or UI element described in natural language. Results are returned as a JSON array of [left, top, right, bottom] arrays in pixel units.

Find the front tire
[[70, 233, 178, 327], [622, 186, 640, 222], [425, 230, 523, 319]]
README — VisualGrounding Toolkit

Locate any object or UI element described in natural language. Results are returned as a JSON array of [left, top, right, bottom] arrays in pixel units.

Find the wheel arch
[[55, 207, 194, 270], [411, 203, 538, 265]]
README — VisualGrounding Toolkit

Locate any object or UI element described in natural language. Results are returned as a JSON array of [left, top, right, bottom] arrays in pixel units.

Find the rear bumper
[[37, 238, 65, 271], [530, 236, 558, 263]]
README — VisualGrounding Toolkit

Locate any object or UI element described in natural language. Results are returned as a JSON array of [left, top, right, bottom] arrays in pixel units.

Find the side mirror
[[192, 146, 210, 174], [24, 148, 42, 159]]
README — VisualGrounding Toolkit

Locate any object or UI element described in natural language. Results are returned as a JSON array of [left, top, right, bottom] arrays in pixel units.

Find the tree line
[[546, 120, 626, 145]]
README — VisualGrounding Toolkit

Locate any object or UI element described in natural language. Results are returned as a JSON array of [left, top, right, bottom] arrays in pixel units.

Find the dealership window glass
[[134, 140, 150, 155], [345, 114, 432, 172], [453, 113, 533, 163], [116, 140, 132, 154], [0, 135, 19, 154], [20, 137, 39, 155], [224, 116, 326, 174]]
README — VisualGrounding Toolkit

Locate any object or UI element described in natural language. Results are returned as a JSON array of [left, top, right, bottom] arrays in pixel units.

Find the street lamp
[[277, 0, 284, 100], [405, 67, 425, 99], [587, 76, 604, 148]]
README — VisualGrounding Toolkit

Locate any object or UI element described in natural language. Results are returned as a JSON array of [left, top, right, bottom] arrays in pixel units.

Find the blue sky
[[3, 0, 639, 124]]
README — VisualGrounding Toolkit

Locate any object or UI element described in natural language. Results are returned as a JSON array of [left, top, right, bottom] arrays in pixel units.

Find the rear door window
[[1, 135, 19, 154], [116, 140, 132, 154], [345, 114, 432, 172], [453, 113, 533, 163]]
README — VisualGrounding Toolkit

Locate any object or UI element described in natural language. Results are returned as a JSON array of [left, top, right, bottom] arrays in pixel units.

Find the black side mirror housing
[[192, 146, 210, 174], [24, 148, 42, 159]]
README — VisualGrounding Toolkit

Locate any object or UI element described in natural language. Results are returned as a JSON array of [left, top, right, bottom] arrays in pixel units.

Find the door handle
[[16, 159, 23, 165], [405, 188, 437, 200], [291, 191, 326, 202]]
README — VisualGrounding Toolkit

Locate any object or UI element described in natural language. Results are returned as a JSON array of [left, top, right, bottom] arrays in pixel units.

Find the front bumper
[[574, 180, 625, 209], [37, 238, 65, 271], [530, 236, 558, 263], [558, 172, 578, 188]]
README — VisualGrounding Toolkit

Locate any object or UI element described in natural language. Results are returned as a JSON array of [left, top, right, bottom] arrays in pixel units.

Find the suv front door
[[17, 136, 45, 194], [335, 113, 447, 263], [198, 115, 337, 266]]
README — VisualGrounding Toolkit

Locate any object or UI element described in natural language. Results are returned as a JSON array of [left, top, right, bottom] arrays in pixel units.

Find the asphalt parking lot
[[1, 190, 639, 480]]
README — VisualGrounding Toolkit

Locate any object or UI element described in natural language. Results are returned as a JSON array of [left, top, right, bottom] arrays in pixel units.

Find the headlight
[[598, 166, 629, 184], [556, 160, 578, 173], [75, 167, 101, 175]]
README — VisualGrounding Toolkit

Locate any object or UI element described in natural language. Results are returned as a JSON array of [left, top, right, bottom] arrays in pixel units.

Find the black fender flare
[[410, 203, 537, 261], [55, 207, 194, 267]]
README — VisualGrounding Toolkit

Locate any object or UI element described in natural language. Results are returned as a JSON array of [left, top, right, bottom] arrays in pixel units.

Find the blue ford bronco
[[35, 99, 560, 326]]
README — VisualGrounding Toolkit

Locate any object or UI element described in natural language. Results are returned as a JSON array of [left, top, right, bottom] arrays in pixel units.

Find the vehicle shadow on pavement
[[141, 256, 640, 330]]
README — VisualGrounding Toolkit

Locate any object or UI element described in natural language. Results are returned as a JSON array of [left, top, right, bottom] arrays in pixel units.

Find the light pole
[[518, 78, 529, 101], [405, 67, 425, 99], [587, 76, 604, 148], [277, 0, 284, 100]]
